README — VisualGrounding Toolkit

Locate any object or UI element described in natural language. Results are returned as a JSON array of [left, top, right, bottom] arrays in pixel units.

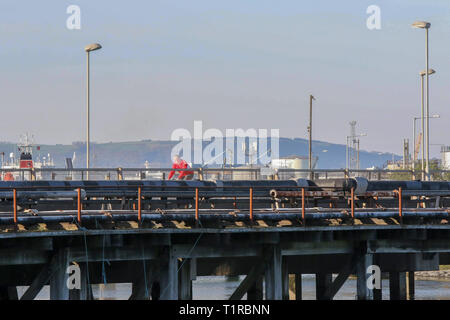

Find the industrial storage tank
[[271, 156, 318, 179], [442, 146, 450, 170]]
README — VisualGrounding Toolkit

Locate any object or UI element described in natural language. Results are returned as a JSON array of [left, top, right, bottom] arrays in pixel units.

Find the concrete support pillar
[[50, 250, 71, 300], [407, 272, 415, 301], [247, 277, 263, 300], [373, 255, 382, 300], [178, 259, 192, 300], [356, 253, 374, 300], [264, 246, 282, 300], [389, 272, 407, 300], [282, 258, 289, 300], [69, 286, 80, 300], [295, 274, 302, 300], [315, 273, 332, 300], [128, 261, 156, 300], [373, 276, 382, 301], [151, 281, 160, 300], [158, 247, 178, 300], [79, 263, 94, 300], [68, 263, 92, 300]]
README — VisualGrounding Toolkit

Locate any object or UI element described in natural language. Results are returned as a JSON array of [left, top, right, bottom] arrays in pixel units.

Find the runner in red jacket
[[168, 155, 194, 180]]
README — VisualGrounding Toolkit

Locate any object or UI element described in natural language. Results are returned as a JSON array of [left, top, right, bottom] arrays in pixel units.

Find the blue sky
[[0, 1, 449, 157]]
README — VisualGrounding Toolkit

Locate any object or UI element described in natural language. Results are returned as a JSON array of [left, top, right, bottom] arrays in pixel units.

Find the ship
[[1, 134, 55, 181]]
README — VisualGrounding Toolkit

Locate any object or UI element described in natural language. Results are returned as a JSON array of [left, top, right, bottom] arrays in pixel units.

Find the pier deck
[[0, 207, 450, 300], [0, 178, 449, 300]]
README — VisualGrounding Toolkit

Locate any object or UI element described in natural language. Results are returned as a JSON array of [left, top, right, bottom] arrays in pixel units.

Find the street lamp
[[419, 68, 435, 77], [417, 69, 436, 180], [84, 43, 102, 178], [412, 21, 431, 180]]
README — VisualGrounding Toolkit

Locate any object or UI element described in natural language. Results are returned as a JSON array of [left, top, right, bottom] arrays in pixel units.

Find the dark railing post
[[138, 187, 142, 222], [77, 188, 82, 224], [351, 187, 355, 219], [13, 189, 17, 224], [301, 187, 305, 223], [195, 188, 199, 221], [249, 188, 253, 221]]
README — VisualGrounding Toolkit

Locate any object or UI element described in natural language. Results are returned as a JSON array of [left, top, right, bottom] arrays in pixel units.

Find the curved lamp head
[[85, 43, 102, 52], [419, 69, 436, 77], [412, 21, 431, 29]]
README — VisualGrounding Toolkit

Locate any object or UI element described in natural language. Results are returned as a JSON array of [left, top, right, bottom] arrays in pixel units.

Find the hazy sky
[[1, 0, 449, 157]]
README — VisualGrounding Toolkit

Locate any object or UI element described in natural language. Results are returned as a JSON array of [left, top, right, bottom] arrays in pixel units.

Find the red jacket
[[168, 159, 194, 180]]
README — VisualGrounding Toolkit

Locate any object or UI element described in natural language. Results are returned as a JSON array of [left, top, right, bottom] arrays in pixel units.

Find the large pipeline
[[308, 178, 450, 195], [0, 179, 307, 198], [0, 178, 448, 198]]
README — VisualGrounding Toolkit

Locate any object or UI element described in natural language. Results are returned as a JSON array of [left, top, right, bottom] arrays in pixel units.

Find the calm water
[[18, 275, 450, 300], [191, 275, 450, 300]]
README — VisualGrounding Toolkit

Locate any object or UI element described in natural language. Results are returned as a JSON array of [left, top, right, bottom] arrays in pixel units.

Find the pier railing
[[0, 167, 449, 181]]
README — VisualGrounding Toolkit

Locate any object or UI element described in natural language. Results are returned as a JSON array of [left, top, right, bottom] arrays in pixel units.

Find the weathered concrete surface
[[0, 213, 450, 300]]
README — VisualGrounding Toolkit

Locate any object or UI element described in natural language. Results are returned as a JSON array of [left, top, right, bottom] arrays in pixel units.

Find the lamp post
[[84, 43, 102, 179], [308, 94, 315, 180], [412, 21, 431, 180], [418, 68, 435, 180]]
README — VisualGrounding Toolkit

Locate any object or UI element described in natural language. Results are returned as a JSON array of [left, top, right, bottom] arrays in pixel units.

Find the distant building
[[442, 146, 450, 170], [384, 161, 403, 170], [270, 155, 318, 179]]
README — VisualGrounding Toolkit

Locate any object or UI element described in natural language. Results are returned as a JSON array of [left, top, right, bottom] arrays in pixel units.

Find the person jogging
[[168, 155, 194, 180]]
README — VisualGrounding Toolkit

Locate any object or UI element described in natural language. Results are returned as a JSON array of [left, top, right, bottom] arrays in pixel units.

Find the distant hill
[[0, 138, 401, 169]]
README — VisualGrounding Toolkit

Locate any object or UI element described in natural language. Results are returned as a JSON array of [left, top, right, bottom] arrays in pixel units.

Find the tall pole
[[84, 43, 102, 180], [86, 51, 90, 179], [412, 21, 431, 180], [425, 28, 430, 180], [345, 136, 349, 170], [420, 75, 425, 180], [413, 118, 416, 175], [308, 95, 315, 180], [356, 139, 360, 170]]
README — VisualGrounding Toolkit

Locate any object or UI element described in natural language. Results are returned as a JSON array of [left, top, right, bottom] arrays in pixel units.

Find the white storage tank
[[271, 156, 318, 179], [441, 146, 450, 170]]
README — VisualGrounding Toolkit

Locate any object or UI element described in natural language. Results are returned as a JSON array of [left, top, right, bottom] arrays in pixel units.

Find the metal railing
[[0, 167, 449, 181]]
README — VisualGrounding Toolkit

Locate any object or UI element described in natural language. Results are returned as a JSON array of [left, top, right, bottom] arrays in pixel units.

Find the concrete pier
[[0, 222, 447, 300], [0, 203, 448, 301]]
